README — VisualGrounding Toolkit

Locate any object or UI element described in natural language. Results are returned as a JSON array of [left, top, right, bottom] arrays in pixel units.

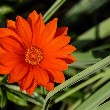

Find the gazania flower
[[0, 10, 76, 94]]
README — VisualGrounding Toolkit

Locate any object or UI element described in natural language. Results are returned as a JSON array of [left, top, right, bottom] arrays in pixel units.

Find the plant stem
[[43, 0, 66, 23], [54, 73, 104, 103]]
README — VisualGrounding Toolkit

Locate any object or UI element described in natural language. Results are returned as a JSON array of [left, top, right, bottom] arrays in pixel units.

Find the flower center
[[25, 46, 43, 65]]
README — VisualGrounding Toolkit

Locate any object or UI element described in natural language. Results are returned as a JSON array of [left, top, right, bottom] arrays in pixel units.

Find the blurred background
[[0, 0, 110, 110]]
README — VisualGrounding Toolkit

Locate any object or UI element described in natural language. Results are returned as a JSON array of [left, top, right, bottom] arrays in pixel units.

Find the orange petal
[[27, 10, 39, 31], [26, 79, 37, 94], [0, 52, 24, 67], [0, 65, 13, 74], [46, 81, 54, 91], [16, 16, 32, 47], [55, 27, 68, 37], [39, 18, 58, 47], [46, 45, 76, 58], [33, 66, 49, 87], [0, 37, 24, 54], [0, 28, 22, 43], [40, 58, 68, 71], [7, 20, 16, 31], [18, 68, 33, 90], [48, 69, 65, 83], [61, 55, 76, 64], [32, 14, 45, 46], [43, 36, 70, 52], [46, 70, 54, 81], [8, 63, 29, 83], [0, 47, 6, 54], [0, 28, 16, 37]]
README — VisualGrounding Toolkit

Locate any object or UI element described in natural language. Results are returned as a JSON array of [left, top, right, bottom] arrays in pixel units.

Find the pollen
[[25, 46, 43, 65]]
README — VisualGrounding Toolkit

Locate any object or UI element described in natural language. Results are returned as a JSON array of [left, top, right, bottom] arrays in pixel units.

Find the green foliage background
[[0, 0, 110, 110]]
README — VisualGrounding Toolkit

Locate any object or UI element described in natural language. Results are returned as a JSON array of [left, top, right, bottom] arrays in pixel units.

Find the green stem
[[42, 55, 110, 110], [68, 99, 82, 110], [54, 73, 104, 103], [92, 68, 110, 90], [43, 0, 66, 23]]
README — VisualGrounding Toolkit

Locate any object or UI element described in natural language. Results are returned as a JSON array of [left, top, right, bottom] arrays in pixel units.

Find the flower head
[[0, 10, 76, 94]]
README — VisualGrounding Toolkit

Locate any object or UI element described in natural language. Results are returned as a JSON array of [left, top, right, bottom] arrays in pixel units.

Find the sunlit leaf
[[95, 100, 110, 110], [0, 88, 7, 109], [73, 18, 110, 49], [63, 0, 109, 24], [43, 0, 66, 23], [7, 91, 28, 107], [70, 51, 101, 67], [76, 82, 110, 110], [4, 84, 44, 106], [0, 5, 14, 15], [54, 72, 104, 103]]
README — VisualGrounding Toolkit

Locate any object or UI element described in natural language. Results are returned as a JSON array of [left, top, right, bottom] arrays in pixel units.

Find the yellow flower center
[[25, 46, 43, 65]]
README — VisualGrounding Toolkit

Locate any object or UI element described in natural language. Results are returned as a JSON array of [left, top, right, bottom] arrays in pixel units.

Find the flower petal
[[46, 81, 54, 91], [55, 27, 68, 37], [40, 58, 68, 71], [0, 47, 6, 54], [46, 70, 54, 81], [48, 69, 65, 83], [18, 68, 33, 90], [27, 10, 39, 31], [43, 36, 70, 52], [56, 45, 76, 57], [33, 66, 49, 87], [0, 28, 22, 43], [0, 37, 24, 54], [0, 65, 13, 74], [61, 55, 76, 64], [8, 63, 29, 83], [26, 79, 37, 94], [16, 16, 32, 47], [39, 18, 58, 47], [32, 14, 45, 46], [46, 45, 76, 58], [7, 20, 16, 31], [0, 52, 24, 67]]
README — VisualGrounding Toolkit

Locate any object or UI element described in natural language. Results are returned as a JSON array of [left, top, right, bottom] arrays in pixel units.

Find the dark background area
[[1, 0, 110, 36]]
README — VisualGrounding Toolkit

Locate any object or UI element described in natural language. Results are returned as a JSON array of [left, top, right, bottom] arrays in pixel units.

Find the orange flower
[[0, 10, 76, 94]]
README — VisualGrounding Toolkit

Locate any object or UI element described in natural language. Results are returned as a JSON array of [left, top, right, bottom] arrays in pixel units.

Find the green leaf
[[92, 68, 110, 90], [68, 99, 82, 110], [42, 55, 110, 110], [76, 82, 110, 110], [64, 67, 77, 76], [43, 0, 66, 23], [7, 91, 28, 107], [32, 105, 42, 110], [95, 101, 110, 110], [0, 76, 3, 82], [71, 51, 101, 67], [54, 72, 104, 103], [4, 84, 44, 106], [92, 44, 110, 51], [63, 0, 109, 24], [1, 75, 8, 83], [11, 91, 43, 106], [0, 88, 1, 96], [0, 88, 7, 109], [0, 5, 14, 15], [73, 18, 110, 49]]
